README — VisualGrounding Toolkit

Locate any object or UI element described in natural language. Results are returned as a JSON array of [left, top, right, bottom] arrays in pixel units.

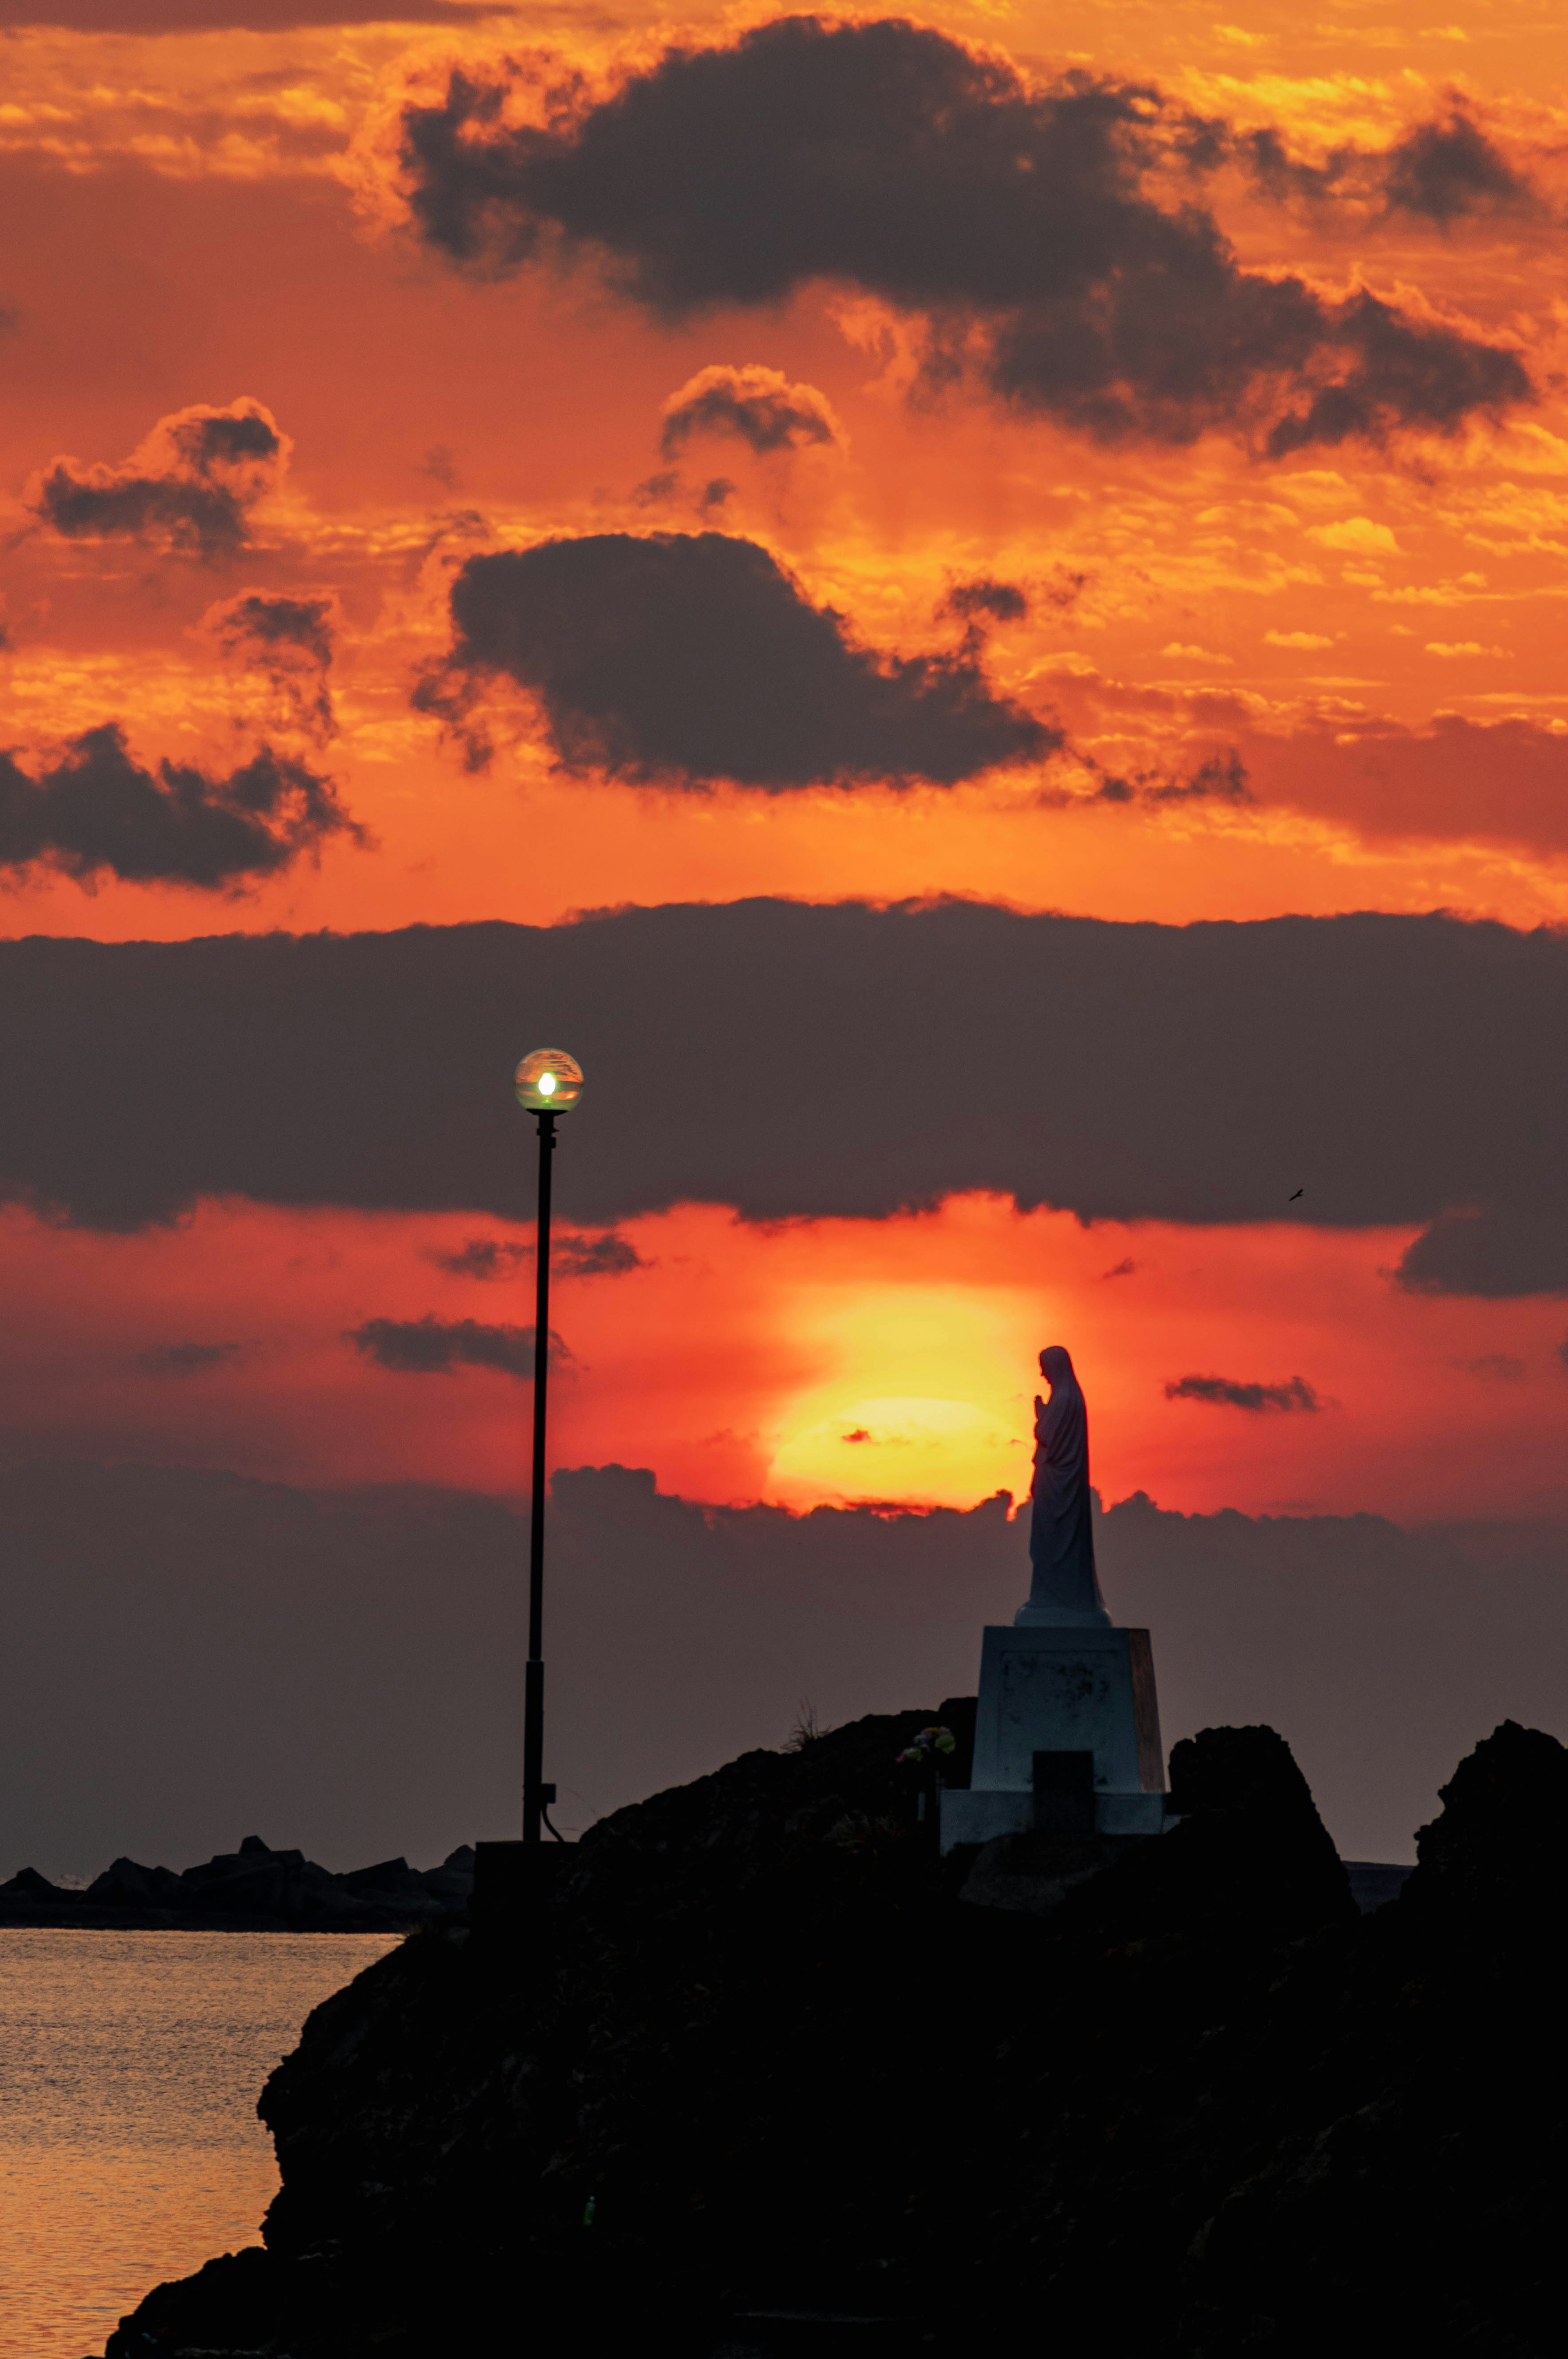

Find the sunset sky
[[4, 0, 1568, 1574]]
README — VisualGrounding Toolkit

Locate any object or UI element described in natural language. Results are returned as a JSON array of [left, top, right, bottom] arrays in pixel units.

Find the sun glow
[[766, 1282, 1041, 1509]]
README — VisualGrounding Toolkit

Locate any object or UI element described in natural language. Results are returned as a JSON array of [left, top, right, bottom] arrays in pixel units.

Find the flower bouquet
[[895, 1724, 957, 1837]]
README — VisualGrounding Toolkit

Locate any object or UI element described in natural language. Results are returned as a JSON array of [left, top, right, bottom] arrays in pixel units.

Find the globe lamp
[[514, 1047, 584, 1115]]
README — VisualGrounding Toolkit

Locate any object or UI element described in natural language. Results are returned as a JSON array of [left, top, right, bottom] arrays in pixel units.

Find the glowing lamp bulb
[[514, 1046, 584, 1114]]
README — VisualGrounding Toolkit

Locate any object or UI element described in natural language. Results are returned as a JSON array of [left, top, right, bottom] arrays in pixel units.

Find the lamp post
[[513, 1046, 585, 1845]]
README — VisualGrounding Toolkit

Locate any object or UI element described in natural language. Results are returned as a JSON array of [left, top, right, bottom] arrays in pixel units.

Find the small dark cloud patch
[[1382, 112, 1533, 225], [1164, 1373, 1324, 1413], [659, 364, 843, 459], [1089, 749, 1252, 808], [418, 531, 1054, 789], [204, 591, 336, 743], [939, 577, 1029, 627], [1455, 1353, 1526, 1384], [430, 1237, 530, 1281], [1393, 1206, 1568, 1299], [429, 1231, 644, 1279], [1147, 749, 1252, 805], [396, 20, 1531, 453], [134, 1340, 246, 1378], [28, 399, 287, 561], [1240, 109, 1537, 230], [210, 589, 333, 668], [1101, 1257, 1137, 1280], [1557, 1337, 1568, 1377], [0, 721, 359, 890], [842, 1427, 871, 1443], [558, 1231, 644, 1277], [418, 443, 461, 490], [700, 477, 735, 513], [345, 1315, 570, 1378]]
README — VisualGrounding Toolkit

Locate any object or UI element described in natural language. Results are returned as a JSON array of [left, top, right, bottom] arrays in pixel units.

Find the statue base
[[940, 1620, 1167, 1857]]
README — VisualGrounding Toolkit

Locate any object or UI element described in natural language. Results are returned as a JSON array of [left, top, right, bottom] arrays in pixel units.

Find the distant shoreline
[[0, 1907, 412, 1934]]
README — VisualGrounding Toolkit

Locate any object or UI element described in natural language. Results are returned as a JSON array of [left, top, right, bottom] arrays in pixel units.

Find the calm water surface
[[0, 1930, 399, 2359]]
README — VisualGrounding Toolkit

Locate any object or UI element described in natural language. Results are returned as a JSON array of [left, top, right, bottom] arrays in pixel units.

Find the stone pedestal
[[941, 1621, 1167, 1853]]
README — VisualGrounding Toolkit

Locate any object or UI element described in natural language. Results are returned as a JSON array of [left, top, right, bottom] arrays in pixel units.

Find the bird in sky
[[1289, 1188, 1303, 1201]]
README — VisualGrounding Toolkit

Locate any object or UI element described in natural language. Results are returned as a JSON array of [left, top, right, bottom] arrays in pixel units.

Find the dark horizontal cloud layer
[[1391, 1208, 1568, 1300], [3, 1454, 1565, 1868], [2, 900, 1567, 1293], [0, 721, 356, 888], [28, 399, 286, 562], [421, 532, 1052, 787], [397, 18, 1530, 451], [1165, 1373, 1324, 1414], [345, 1315, 567, 1378]]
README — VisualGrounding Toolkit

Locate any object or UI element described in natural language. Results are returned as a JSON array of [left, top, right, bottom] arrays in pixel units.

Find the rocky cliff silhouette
[[98, 1708, 1562, 2357]]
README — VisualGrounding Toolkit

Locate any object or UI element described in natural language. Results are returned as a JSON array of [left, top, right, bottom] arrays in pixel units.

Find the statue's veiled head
[[1039, 1344, 1076, 1389]]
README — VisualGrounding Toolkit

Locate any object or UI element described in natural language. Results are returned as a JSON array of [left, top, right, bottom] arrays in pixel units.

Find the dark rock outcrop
[[99, 1704, 1564, 2357], [0, 1864, 68, 1903], [85, 1857, 192, 1910]]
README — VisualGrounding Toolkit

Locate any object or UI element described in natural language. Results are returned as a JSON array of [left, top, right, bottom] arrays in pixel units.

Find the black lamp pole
[[523, 1106, 556, 1845]]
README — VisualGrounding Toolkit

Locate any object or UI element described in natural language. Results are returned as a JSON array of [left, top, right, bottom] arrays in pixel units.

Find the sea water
[[0, 1929, 400, 2359]]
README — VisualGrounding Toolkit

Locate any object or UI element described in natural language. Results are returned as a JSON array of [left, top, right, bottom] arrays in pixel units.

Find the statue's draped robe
[[1027, 1346, 1109, 1619]]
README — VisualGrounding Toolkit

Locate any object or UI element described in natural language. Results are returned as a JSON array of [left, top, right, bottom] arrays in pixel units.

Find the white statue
[[1019, 1345, 1110, 1627]]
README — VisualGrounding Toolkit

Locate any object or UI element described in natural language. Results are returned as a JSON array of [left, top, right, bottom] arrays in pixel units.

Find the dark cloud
[[1456, 1355, 1526, 1384], [1392, 1208, 1568, 1300], [1164, 1373, 1324, 1414], [418, 531, 1053, 788], [204, 590, 336, 743], [134, 1341, 247, 1378], [418, 443, 462, 490], [557, 1230, 644, 1277], [1381, 113, 1534, 225], [430, 1238, 530, 1281], [1147, 749, 1251, 805], [396, 20, 1530, 451], [0, 721, 358, 889], [1236, 127, 1339, 207], [1101, 1258, 1138, 1280], [3, 901, 1567, 1294], [939, 577, 1029, 627], [28, 400, 286, 561], [1089, 748, 1252, 807], [429, 1231, 644, 1279], [1239, 109, 1536, 231], [209, 589, 333, 668], [659, 365, 843, 458], [3, 1455, 1567, 1871], [345, 1315, 569, 1378]]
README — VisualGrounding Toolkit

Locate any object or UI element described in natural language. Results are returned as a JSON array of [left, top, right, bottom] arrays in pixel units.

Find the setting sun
[[766, 1283, 1040, 1506]]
